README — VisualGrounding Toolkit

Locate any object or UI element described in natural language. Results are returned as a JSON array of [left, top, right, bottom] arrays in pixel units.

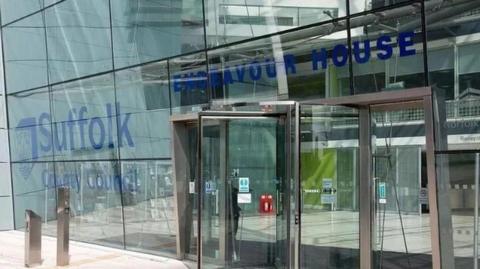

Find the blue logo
[[15, 102, 134, 163]]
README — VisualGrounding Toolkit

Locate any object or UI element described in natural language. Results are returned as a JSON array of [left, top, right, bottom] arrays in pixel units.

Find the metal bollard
[[25, 210, 42, 267], [57, 187, 70, 266]]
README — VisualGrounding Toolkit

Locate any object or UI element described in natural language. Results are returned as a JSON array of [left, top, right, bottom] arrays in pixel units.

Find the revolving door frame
[[172, 87, 446, 269], [297, 86, 443, 269]]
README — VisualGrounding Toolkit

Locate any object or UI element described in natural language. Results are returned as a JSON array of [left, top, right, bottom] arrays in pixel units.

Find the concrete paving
[[0, 230, 191, 269]]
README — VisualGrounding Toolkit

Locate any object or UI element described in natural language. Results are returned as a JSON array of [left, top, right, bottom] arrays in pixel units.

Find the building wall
[[0, 0, 479, 260], [0, 31, 13, 230]]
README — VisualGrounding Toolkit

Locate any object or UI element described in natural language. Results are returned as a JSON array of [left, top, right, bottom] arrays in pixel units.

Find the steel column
[[423, 96, 442, 269], [359, 107, 373, 269], [57, 187, 70, 266]]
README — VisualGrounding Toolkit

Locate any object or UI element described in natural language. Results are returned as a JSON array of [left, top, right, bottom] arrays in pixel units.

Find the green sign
[[378, 182, 386, 204], [239, 177, 249, 193]]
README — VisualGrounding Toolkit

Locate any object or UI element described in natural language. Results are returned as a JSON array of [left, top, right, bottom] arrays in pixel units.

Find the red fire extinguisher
[[259, 193, 274, 213]]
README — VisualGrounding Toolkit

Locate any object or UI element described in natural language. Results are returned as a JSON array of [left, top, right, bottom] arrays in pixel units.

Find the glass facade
[[1, 0, 480, 268]]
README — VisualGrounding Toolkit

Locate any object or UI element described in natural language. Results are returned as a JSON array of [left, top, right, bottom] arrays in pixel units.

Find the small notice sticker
[[189, 182, 195, 194], [238, 193, 252, 204]]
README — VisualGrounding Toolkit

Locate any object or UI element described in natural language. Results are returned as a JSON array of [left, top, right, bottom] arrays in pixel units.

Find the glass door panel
[[186, 123, 198, 258], [200, 115, 288, 269], [436, 152, 480, 268], [299, 104, 360, 269], [371, 107, 433, 269]]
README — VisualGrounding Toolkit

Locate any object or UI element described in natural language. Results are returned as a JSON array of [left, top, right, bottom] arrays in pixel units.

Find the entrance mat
[[202, 239, 281, 268], [205, 239, 437, 269], [98, 232, 177, 254]]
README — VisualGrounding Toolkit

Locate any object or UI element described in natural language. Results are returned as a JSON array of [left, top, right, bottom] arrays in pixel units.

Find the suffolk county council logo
[[14, 102, 134, 181]]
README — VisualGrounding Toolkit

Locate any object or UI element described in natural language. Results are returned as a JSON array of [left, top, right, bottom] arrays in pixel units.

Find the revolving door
[[172, 87, 445, 269]]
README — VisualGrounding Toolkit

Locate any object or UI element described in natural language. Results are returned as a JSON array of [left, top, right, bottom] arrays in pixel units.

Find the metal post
[[474, 153, 479, 269], [57, 187, 70, 266], [423, 95, 445, 269], [25, 210, 42, 267], [359, 107, 373, 269], [219, 120, 228, 263], [294, 103, 301, 269]]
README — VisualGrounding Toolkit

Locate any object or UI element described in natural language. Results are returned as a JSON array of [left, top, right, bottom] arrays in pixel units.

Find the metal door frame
[[171, 113, 200, 261], [296, 87, 440, 269], [196, 103, 296, 269]]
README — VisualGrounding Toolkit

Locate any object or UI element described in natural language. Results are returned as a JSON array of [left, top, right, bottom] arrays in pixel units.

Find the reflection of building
[[1, 0, 480, 268], [206, 0, 346, 44]]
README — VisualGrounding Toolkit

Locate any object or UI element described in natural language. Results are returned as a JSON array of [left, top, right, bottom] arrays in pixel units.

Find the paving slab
[[0, 231, 191, 269]]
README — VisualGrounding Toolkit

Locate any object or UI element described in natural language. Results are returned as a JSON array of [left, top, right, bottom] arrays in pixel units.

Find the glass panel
[[45, 0, 112, 83], [350, 3, 425, 94], [50, 74, 118, 161], [428, 1, 480, 256], [51, 161, 125, 248], [205, 1, 346, 47], [435, 153, 480, 268], [200, 117, 220, 267], [207, 42, 280, 103], [0, 196, 13, 229], [0, 0, 43, 25], [300, 104, 360, 268], [8, 88, 53, 162], [0, 163, 11, 196], [3, 12, 48, 93], [426, 0, 480, 151], [429, 48, 454, 101], [349, 0, 411, 15], [371, 107, 432, 268], [200, 115, 287, 268], [111, 0, 205, 68], [12, 162, 56, 233], [44, 0, 62, 7], [169, 53, 209, 114], [207, 19, 350, 103], [115, 62, 171, 159], [0, 99, 6, 130], [122, 160, 177, 255]]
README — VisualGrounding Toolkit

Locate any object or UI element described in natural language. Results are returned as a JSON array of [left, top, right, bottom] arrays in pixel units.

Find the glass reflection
[[201, 116, 288, 268], [45, 0, 112, 83], [8, 88, 53, 162], [205, 0, 347, 47], [50, 74, 118, 161], [3, 12, 48, 93], [371, 108, 432, 269], [349, 3, 425, 94], [12, 162, 56, 232], [349, 0, 412, 15], [436, 153, 480, 268], [115, 63, 171, 159], [122, 160, 177, 255], [300, 105, 360, 269], [0, 0, 43, 25], [50, 161, 125, 248], [169, 53, 209, 114], [111, 0, 205, 68]]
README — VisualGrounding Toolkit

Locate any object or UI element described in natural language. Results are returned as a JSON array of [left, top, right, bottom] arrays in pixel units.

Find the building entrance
[[172, 87, 443, 269], [198, 111, 291, 268]]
